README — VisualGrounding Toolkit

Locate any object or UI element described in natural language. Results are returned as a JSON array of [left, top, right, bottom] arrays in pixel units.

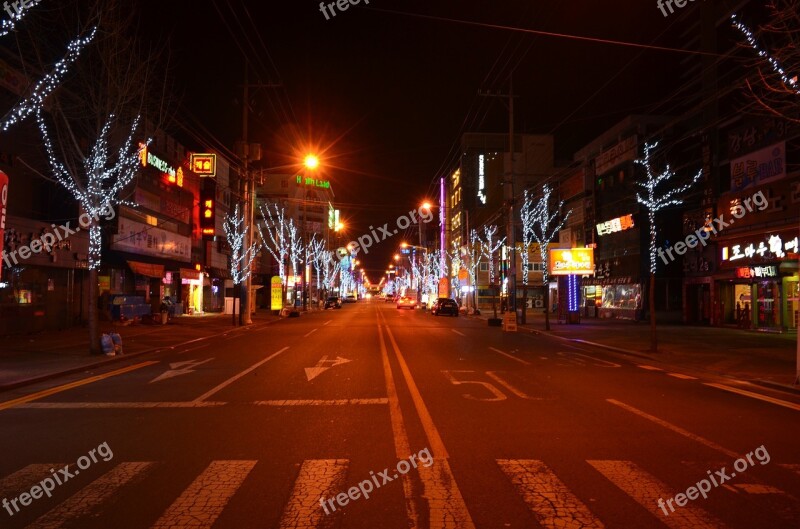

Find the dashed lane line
[[193, 347, 289, 402]]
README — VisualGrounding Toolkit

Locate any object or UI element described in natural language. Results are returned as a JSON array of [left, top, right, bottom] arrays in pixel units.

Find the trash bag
[[100, 334, 115, 355]]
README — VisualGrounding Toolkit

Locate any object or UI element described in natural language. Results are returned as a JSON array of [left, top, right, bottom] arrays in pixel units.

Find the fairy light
[[0, 0, 42, 38], [527, 184, 572, 288], [732, 13, 799, 95], [567, 274, 579, 312], [1, 27, 97, 131], [224, 203, 257, 285], [635, 142, 702, 274], [478, 225, 505, 285]]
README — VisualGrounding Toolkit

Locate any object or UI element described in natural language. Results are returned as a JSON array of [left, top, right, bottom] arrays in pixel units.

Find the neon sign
[[722, 234, 798, 261], [139, 143, 176, 178], [596, 214, 634, 236], [296, 175, 330, 189], [477, 154, 487, 205]]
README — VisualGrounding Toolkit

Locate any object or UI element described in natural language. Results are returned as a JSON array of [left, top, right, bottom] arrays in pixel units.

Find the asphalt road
[[0, 300, 798, 529]]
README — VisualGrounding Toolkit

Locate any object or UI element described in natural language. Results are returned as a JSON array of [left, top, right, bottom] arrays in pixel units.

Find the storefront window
[[755, 280, 779, 328], [601, 284, 642, 310]]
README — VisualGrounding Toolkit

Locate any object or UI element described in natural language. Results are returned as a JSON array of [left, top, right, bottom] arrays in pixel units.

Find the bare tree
[[258, 202, 289, 284], [732, 3, 800, 123], [478, 225, 505, 320], [527, 185, 572, 332], [224, 204, 258, 325], [29, 1, 170, 354], [635, 142, 701, 352]]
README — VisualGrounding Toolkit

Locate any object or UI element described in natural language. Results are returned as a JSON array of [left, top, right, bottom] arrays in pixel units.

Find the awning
[[180, 268, 202, 281], [127, 260, 165, 278]]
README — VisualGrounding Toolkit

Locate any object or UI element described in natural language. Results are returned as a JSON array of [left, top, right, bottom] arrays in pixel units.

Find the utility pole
[[479, 74, 518, 315]]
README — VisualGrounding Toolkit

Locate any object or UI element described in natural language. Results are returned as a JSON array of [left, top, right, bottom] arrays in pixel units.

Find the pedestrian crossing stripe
[[0, 459, 794, 528]]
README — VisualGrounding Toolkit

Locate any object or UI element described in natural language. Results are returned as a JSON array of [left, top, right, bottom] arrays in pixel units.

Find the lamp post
[[300, 154, 320, 312]]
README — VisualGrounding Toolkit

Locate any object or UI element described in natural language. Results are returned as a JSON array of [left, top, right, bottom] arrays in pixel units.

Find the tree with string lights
[[258, 202, 290, 285], [636, 141, 701, 352], [224, 204, 258, 325], [29, 2, 170, 353], [478, 225, 505, 320], [731, 3, 800, 123], [527, 185, 572, 332]]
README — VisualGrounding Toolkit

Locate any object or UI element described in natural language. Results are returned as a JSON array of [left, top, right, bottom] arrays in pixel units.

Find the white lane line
[[254, 398, 389, 406], [588, 460, 729, 529], [486, 372, 541, 400], [488, 347, 531, 366], [0, 464, 61, 499], [377, 320, 420, 528], [383, 323, 475, 528], [29, 462, 154, 529], [668, 373, 698, 380], [323, 320, 332, 326], [638, 365, 663, 371], [194, 346, 289, 402], [304, 328, 318, 338], [176, 343, 211, 355], [607, 399, 740, 459], [451, 329, 466, 337], [561, 351, 620, 368], [152, 460, 255, 529], [704, 383, 800, 412], [18, 402, 226, 409], [498, 459, 604, 529], [279, 459, 348, 528]]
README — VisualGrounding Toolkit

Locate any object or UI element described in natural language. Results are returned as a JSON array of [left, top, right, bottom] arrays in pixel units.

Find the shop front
[[715, 230, 799, 331], [582, 276, 643, 320]]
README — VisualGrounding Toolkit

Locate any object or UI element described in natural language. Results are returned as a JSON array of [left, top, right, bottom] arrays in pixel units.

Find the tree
[[478, 225, 505, 319], [519, 189, 536, 321], [527, 185, 572, 332], [223, 204, 258, 325], [465, 229, 482, 312], [635, 142, 701, 352], [258, 202, 289, 285], [445, 241, 464, 302], [307, 235, 326, 297], [286, 218, 303, 281], [30, 2, 170, 354], [731, 3, 800, 123]]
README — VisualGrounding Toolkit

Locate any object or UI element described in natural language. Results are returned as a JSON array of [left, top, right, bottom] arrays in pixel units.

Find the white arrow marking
[[305, 355, 352, 381], [150, 358, 215, 383]]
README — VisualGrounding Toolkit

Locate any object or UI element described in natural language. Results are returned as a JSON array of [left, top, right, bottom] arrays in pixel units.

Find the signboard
[[477, 154, 487, 205], [596, 214, 635, 236], [0, 171, 7, 277], [594, 136, 637, 175], [270, 276, 283, 310], [736, 266, 779, 279], [549, 248, 595, 276], [721, 232, 799, 264], [503, 311, 517, 332], [139, 144, 177, 178], [190, 153, 217, 177], [730, 142, 785, 192], [438, 277, 450, 298], [296, 175, 331, 189], [112, 217, 191, 262]]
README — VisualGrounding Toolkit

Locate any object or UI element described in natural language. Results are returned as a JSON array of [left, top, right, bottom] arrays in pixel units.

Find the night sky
[[139, 0, 716, 278]]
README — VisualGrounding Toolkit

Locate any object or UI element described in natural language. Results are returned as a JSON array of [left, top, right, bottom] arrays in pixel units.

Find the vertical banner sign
[[270, 276, 283, 310], [0, 171, 7, 279]]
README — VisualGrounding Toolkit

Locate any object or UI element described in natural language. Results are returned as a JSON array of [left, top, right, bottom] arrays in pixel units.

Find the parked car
[[384, 294, 396, 303], [431, 298, 459, 316], [396, 296, 417, 309], [324, 296, 342, 309], [344, 294, 357, 303]]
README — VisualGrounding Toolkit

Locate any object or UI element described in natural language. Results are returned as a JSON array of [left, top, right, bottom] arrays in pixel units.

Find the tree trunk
[[650, 272, 657, 352], [521, 285, 528, 324], [544, 281, 551, 331], [88, 267, 100, 354], [232, 283, 238, 326]]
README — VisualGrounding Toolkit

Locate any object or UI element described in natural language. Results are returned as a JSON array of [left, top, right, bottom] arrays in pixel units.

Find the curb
[[750, 378, 800, 396], [0, 317, 283, 394]]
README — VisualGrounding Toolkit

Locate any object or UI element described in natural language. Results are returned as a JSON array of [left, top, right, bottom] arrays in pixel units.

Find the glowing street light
[[304, 154, 320, 170]]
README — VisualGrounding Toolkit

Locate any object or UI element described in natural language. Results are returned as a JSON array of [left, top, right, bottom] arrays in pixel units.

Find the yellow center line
[[0, 361, 160, 412]]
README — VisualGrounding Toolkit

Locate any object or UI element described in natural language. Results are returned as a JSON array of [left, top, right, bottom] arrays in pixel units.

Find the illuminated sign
[[721, 233, 798, 262], [596, 214, 635, 236], [549, 248, 595, 276], [477, 154, 487, 205], [190, 153, 217, 177], [139, 143, 176, 178], [0, 171, 7, 278], [270, 276, 283, 310], [736, 266, 779, 279], [296, 175, 330, 189]]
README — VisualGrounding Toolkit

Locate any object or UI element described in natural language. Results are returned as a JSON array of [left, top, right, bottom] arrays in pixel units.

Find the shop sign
[[190, 153, 216, 177], [296, 175, 330, 189], [722, 233, 798, 262], [596, 214, 634, 236], [270, 276, 282, 310], [139, 144, 177, 178], [549, 248, 595, 276], [0, 171, 7, 277], [112, 217, 191, 262], [594, 136, 637, 175], [730, 142, 785, 192], [736, 266, 779, 279], [477, 154, 487, 205]]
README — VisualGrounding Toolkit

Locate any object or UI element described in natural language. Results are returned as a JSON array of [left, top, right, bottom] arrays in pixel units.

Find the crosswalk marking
[[151, 460, 256, 529], [28, 462, 154, 529], [668, 373, 698, 380], [279, 459, 347, 528], [497, 459, 604, 529], [588, 460, 729, 529], [0, 464, 61, 500]]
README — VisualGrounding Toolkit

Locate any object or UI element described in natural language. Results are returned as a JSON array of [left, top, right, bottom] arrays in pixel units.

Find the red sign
[[0, 171, 7, 277], [191, 153, 217, 177]]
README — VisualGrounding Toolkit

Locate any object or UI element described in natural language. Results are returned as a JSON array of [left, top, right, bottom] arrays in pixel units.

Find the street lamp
[[303, 154, 320, 170]]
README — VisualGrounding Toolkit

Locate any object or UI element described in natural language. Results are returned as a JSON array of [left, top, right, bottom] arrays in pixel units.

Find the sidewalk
[[0, 312, 283, 391], [472, 309, 798, 389]]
